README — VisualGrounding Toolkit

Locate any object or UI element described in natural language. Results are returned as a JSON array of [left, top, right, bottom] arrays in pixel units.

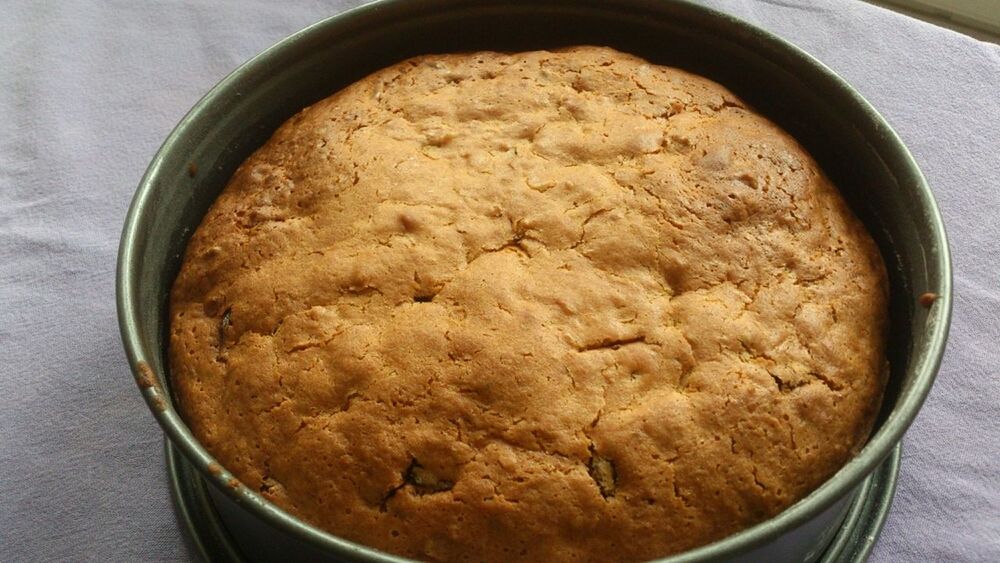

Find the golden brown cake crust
[[170, 46, 888, 562]]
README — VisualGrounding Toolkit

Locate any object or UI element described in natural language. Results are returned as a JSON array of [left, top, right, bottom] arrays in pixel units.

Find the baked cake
[[170, 46, 888, 561]]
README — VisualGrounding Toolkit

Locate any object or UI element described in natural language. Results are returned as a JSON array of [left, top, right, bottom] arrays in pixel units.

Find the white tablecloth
[[2, 0, 997, 560]]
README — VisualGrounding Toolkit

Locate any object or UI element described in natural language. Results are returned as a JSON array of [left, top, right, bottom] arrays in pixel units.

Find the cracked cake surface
[[170, 46, 888, 561]]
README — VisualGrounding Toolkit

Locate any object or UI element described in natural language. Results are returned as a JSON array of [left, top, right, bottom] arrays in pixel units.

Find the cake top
[[170, 46, 888, 561]]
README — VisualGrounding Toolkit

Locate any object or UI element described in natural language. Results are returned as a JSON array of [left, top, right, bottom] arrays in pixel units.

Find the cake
[[169, 46, 888, 561]]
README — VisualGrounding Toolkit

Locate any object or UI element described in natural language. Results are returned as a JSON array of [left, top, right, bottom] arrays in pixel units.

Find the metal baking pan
[[117, 0, 952, 561]]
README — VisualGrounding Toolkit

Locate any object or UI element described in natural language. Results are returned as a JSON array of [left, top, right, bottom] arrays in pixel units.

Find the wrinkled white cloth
[[1, 0, 997, 561]]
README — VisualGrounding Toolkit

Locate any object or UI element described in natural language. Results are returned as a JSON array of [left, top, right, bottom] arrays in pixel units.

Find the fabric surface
[[0, 0, 996, 561]]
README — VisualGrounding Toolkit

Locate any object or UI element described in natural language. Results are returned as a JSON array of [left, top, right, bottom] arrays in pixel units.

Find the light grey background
[[1, 0, 997, 561]]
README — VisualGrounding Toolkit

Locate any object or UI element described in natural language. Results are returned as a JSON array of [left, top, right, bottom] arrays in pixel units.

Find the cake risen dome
[[170, 46, 888, 562]]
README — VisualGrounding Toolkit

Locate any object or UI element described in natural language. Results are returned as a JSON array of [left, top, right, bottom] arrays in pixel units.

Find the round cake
[[170, 46, 888, 561]]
